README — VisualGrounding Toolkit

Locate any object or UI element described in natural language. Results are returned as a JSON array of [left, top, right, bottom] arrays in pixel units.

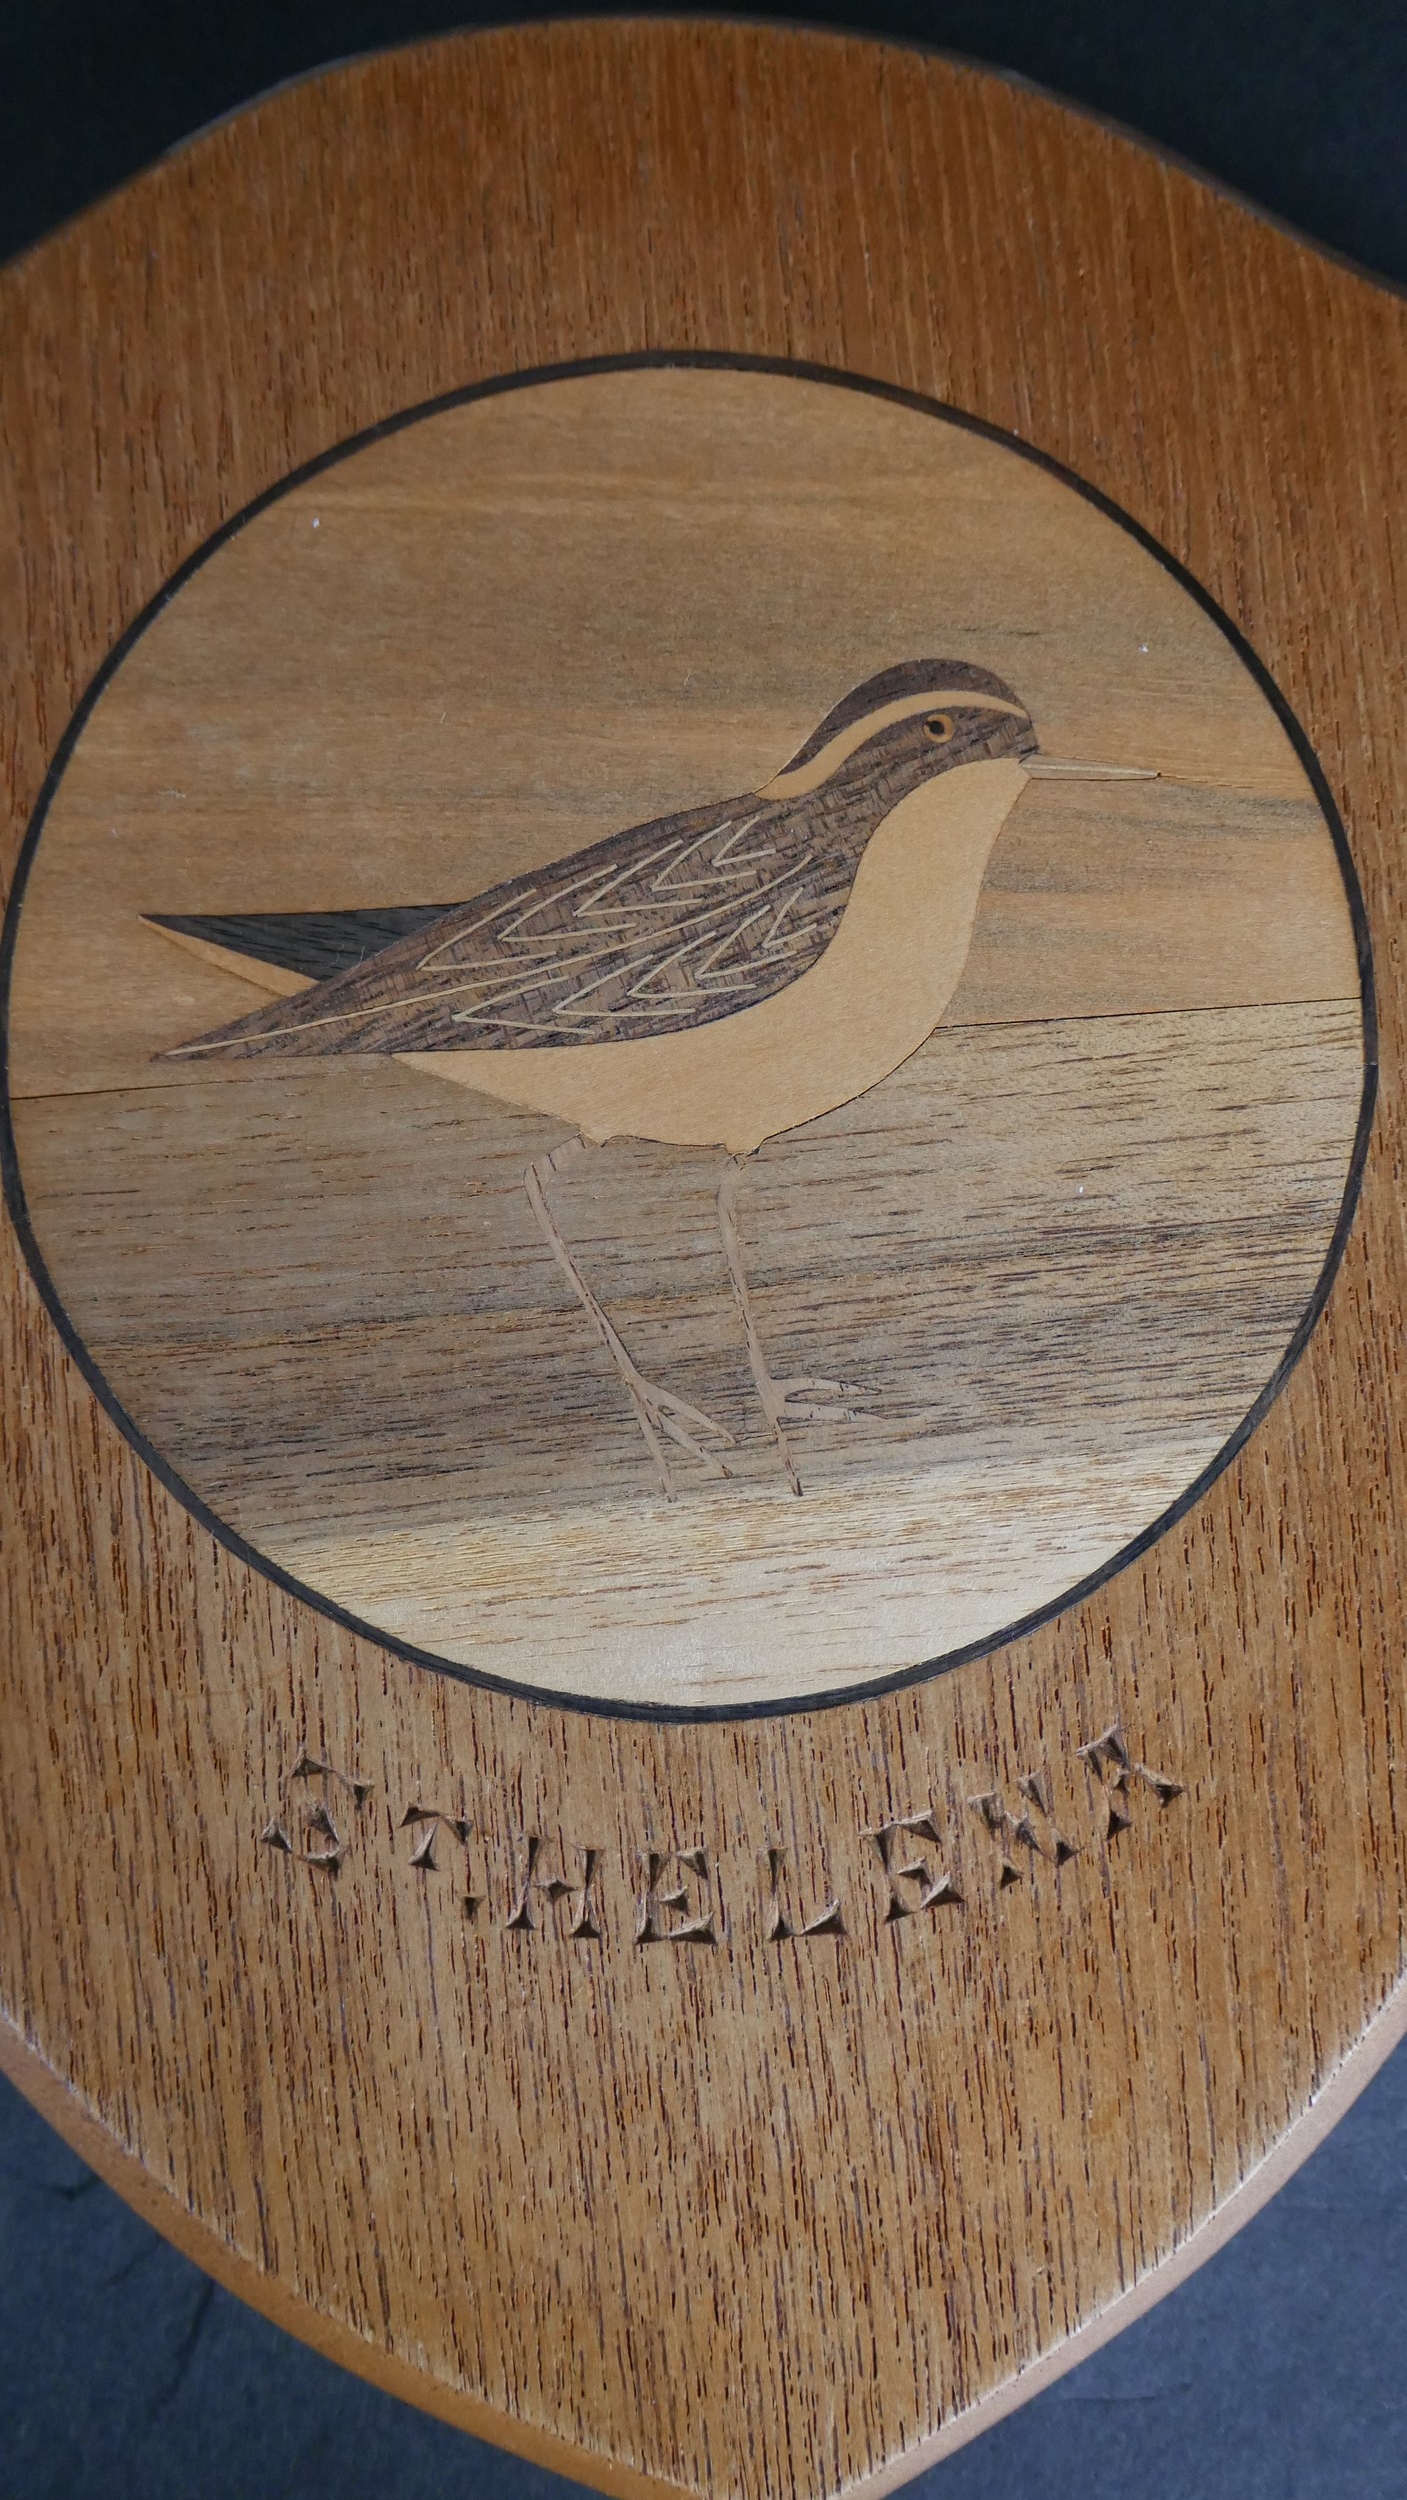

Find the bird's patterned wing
[[164, 795, 858, 1060]]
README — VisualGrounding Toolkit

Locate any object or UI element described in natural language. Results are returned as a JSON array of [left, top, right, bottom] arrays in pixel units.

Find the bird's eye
[[923, 712, 956, 743]]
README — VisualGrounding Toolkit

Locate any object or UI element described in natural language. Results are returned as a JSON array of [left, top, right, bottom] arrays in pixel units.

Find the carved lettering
[[871, 1812, 962, 1922], [261, 1748, 372, 1873], [261, 1717, 1185, 1943], [759, 1846, 844, 1941], [400, 1802, 480, 1916], [967, 1792, 1025, 1889], [506, 1837, 603, 1939], [968, 1773, 1078, 1887], [636, 1847, 720, 1944], [1077, 1724, 1184, 1840]]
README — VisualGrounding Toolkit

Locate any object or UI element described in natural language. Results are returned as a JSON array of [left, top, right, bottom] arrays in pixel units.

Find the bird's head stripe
[[759, 692, 1030, 798]]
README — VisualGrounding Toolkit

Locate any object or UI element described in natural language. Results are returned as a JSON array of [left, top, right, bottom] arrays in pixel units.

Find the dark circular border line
[[0, 348, 1379, 1725]]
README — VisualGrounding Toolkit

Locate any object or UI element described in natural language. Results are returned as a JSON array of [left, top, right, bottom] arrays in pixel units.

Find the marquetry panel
[[2, 25, 1405, 2500], [4, 364, 1365, 1709]]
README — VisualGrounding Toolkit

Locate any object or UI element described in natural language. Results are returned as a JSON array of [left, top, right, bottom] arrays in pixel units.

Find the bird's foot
[[615, 1353, 735, 1503], [750, 1367, 869, 1497], [716, 1156, 869, 1497], [525, 1144, 732, 1501], [766, 1373, 867, 1425]]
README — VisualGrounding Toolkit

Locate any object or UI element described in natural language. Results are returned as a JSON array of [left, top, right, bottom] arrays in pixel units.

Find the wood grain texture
[[3, 362, 1363, 1702], [0, 21, 1404, 2495], [10, 1000, 1363, 1702]]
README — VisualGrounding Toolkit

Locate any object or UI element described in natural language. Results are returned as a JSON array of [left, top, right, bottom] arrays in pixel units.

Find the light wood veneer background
[[5, 361, 1364, 1707]]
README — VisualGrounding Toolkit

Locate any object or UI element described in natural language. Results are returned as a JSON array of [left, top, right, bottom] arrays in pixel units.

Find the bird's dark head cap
[[760, 659, 1037, 803], [778, 660, 1028, 776]]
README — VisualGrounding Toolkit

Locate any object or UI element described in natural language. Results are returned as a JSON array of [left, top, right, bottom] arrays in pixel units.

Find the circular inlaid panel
[[2, 358, 1368, 1712]]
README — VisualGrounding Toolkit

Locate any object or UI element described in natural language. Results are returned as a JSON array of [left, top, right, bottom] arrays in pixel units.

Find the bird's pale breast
[[400, 757, 1029, 1151]]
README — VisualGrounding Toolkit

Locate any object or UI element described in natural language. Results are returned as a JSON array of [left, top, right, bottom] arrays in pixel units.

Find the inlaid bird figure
[[147, 659, 1151, 1497]]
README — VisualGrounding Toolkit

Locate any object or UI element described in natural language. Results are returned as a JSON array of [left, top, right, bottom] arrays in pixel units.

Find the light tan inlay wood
[[5, 365, 1363, 1702]]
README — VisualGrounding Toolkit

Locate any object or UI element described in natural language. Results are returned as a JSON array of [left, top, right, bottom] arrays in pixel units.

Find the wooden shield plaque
[[0, 21, 1403, 2492]]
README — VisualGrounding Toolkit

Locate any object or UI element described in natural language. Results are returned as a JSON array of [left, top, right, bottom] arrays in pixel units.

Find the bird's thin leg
[[717, 1154, 864, 1498], [524, 1137, 734, 1501]]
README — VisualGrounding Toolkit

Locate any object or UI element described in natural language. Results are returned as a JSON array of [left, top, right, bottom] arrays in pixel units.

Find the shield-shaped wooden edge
[[2, 21, 1406, 2496]]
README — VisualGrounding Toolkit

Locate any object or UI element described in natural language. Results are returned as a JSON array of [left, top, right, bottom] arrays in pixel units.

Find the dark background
[[4, 5, 1407, 2496], [5, 0, 1407, 279]]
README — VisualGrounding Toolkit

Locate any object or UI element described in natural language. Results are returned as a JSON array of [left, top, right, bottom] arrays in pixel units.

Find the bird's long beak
[[1024, 757, 1159, 780]]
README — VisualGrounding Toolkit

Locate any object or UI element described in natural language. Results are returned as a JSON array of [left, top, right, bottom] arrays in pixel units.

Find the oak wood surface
[[1, 20, 1405, 2496]]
